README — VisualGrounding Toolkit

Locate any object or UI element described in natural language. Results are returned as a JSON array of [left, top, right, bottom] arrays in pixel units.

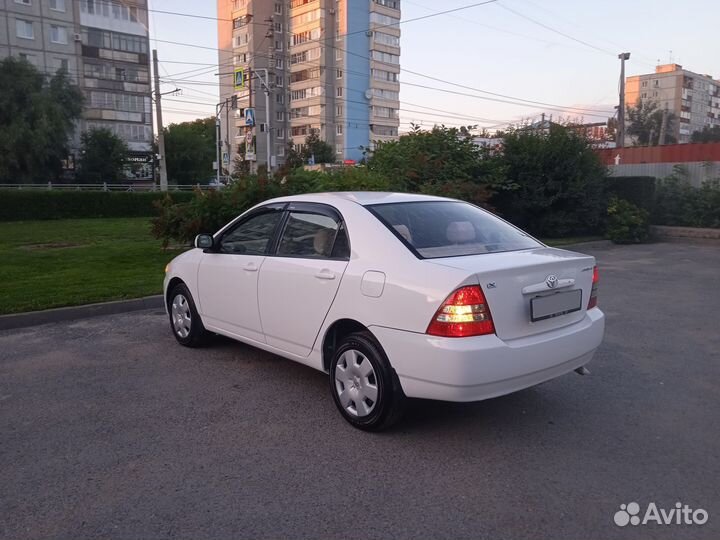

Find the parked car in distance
[[164, 192, 605, 430]]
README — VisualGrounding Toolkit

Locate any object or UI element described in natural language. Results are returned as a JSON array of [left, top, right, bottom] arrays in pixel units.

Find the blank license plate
[[531, 289, 582, 322]]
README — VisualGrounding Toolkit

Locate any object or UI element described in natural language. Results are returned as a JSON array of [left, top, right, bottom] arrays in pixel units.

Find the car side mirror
[[195, 234, 215, 250]]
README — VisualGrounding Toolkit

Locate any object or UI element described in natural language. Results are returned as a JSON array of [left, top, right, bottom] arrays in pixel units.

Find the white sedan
[[164, 192, 605, 430]]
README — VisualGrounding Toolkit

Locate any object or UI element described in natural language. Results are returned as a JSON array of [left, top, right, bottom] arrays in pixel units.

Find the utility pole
[[253, 69, 273, 172], [215, 100, 225, 186], [152, 49, 168, 192], [658, 106, 669, 145], [617, 52, 631, 148]]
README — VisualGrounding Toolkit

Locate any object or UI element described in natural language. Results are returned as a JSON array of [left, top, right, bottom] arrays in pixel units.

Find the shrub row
[[606, 176, 656, 211], [653, 177, 720, 229], [0, 190, 195, 221]]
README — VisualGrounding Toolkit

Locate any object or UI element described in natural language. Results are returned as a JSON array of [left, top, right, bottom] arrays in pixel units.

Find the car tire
[[330, 331, 407, 431], [168, 283, 209, 348]]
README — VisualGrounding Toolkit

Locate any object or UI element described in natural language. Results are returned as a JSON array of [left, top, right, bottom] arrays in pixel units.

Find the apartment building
[[626, 64, 720, 144], [217, 0, 401, 170], [0, 0, 154, 178]]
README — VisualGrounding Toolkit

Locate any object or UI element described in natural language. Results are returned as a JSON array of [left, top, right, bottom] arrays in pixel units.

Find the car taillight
[[587, 266, 599, 309], [427, 286, 495, 337]]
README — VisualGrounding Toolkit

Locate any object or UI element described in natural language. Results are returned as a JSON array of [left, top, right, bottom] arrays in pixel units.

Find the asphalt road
[[1, 242, 719, 540]]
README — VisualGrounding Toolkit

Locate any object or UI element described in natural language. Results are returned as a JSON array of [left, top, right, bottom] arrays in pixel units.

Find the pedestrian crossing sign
[[233, 68, 245, 90]]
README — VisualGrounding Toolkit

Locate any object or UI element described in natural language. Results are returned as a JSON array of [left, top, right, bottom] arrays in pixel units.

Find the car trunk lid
[[428, 247, 596, 341]]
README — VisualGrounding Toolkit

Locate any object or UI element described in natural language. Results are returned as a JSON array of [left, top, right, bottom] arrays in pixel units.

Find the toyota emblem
[[545, 275, 558, 289]]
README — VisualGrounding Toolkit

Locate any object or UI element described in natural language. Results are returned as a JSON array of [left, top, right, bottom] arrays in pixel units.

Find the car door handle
[[243, 263, 259, 272], [315, 270, 336, 280]]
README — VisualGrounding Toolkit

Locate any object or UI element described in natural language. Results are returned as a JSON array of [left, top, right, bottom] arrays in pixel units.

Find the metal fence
[[0, 182, 220, 192]]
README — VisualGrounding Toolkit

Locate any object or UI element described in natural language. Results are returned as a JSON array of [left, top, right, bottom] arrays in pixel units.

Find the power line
[[496, 3, 616, 56]]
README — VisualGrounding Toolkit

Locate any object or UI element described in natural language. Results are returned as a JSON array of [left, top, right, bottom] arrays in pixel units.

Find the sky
[[149, 0, 719, 131]]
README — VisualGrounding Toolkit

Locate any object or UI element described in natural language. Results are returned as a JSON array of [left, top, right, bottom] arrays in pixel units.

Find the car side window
[[277, 212, 347, 259], [219, 211, 283, 255]]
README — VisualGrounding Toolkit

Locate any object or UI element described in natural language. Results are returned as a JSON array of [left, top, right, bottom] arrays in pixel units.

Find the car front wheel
[[168, 283, 209, 347], [330, 331, 406, 431]]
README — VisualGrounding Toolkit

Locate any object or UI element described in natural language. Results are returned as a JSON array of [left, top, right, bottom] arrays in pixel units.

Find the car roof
[[264, 192, 457, 207]]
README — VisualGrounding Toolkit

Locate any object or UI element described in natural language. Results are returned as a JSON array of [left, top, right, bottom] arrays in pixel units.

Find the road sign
[[244, 107, 255, 127], [222, 151, 230, 165], [233, 68, 245, 91]]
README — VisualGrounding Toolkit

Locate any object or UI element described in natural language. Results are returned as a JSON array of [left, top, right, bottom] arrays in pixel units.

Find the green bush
[[606, 176, 656, 211], [150, 168, 395, 247], [490, 125, 608, 238], [607, 197, 650, 244], [0, 190, 194, 221], [653, 175, 720, 228]]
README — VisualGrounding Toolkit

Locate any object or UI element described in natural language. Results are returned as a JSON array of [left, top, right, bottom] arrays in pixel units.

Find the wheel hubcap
[[334, 349, 378, 417], [171, 294, 192, 338]]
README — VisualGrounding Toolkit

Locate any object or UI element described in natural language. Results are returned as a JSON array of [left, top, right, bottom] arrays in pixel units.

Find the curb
[[553, 240, 614, 250], [0, 295, 165, 332]]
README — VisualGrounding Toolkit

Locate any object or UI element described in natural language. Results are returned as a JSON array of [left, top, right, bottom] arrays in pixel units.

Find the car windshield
[[367, 201, 542, 258]]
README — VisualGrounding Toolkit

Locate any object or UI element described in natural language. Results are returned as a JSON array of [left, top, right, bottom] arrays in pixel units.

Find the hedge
[[0, 190, 195, 221], [606, 176, 656, 211]]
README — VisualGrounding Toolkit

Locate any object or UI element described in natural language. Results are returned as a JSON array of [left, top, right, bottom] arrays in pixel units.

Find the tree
[[301, 130, 335, 164], [77, 128, 129, 183], [164, 117, 216, 185], [367, 124, 505, 203], [626, 99, 677, 146], [690, 125, 720, 143], [492, 125, 608, 237], [0, 57, 83, 183]]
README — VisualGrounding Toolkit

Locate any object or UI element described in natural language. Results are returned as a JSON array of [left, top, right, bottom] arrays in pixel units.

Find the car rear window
[[367, 201, 542, 258]]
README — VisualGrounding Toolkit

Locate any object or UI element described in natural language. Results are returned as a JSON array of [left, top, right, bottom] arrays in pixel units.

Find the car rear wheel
[[330, 331, 406, 431], [168, 283, 209, 347]]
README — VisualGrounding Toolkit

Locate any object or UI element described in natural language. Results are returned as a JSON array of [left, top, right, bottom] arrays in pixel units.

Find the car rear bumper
[[369, 308, 605, 402]]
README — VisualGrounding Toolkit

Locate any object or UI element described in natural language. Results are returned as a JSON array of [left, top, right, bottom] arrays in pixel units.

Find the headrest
[[446, 221, 475, 244], [314, 228, 333, 256], [393, 224, 412, 243]]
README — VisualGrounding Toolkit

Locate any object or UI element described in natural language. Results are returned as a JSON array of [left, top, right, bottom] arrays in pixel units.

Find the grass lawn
[[0, 218, 184, 315]]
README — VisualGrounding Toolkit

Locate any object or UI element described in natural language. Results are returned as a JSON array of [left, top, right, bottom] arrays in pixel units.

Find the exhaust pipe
[[574, 366, 590, 376]]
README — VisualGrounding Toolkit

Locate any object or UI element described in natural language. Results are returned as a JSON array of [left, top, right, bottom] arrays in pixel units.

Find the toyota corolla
[[164, 192, 605, 430]]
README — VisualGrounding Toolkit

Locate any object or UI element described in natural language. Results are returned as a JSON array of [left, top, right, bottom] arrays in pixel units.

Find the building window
[[49, 0, 66, 11], [50, 25, 68, 44], [336, 69, 343, 79], [277, 128, 285, 139], [275, 74, 283, 87], [369, 12, 400, 28], [276, 94, 284, 105], [372, 69, 399, 82], [336, 87, 343, 97], [274, 22, 282, 33], [275, 58, 284, 69], [373, 106, 398, 119], [18, 53, 36, 65], [274, 3, 283, 14], [373, 0, 399, 8], [55, 57, 69, 72], [336, 105, 343, 117], [278, 145, 285, 157], [276, 111, 284, 122], [16, 20, 34, 40], [336, 124, 343, 136], [336, 144, 343, 154], [374, 31, 400, 47], [372, 50, 400, 65], [275, 40, 283, 51], [15, 0, 31, 5]]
